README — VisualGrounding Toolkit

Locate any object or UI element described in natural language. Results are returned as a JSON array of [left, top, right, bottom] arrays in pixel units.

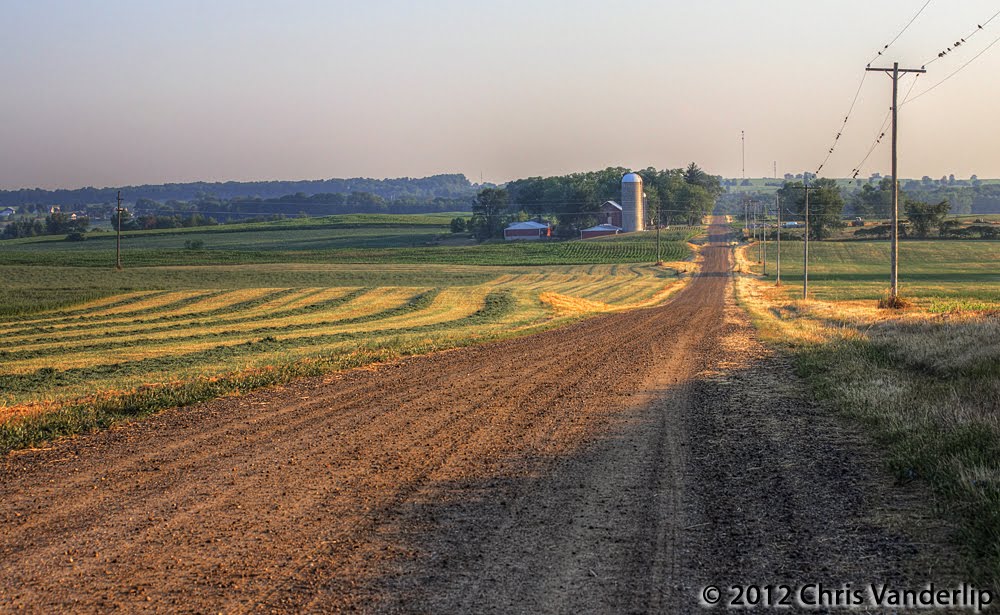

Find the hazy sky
[[2, 0, 999, 189]]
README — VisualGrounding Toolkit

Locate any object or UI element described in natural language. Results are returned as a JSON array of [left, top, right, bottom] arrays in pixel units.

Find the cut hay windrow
[[1, 288, 300, 341], [0, 288, 430, 365], [0, 260, 688, 417], [1, 291, 171, 329], [2, 290, 230, 335], [3, 287, 369, 347], [0, 289, 517, 408]]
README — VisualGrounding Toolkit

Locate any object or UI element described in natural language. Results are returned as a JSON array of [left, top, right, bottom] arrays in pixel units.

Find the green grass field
[[0, 214, 693, 269], [0, 214, 695, 314], [746, 239, 1000, 307], [0, 214, 698, 452]]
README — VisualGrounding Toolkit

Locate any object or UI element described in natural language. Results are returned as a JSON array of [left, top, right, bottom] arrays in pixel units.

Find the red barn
[[599, 201, 623, 227]]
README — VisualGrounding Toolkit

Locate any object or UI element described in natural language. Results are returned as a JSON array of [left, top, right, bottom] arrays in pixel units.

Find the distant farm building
[[0, 207, 14, 219], [580, 224, 621, 239], [599, 201, 623, 227], [503, 220, 551, 241]]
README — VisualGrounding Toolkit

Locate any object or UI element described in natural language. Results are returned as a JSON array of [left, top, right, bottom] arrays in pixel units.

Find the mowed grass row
[[0, 261, 688, 451], [0, 263, 500, 318]]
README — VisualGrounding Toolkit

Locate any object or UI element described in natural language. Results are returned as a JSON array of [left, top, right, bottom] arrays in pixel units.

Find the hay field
[[0, 261, 689, 450]]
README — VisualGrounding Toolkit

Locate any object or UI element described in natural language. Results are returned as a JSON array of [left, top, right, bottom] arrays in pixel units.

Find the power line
[[814, 72, 868, 176], [869, 0, 934, 65], [906, 30, 1000, 104], [921, 8, 1000, 68], [851, 74, 921, 178], [813, 0, 933, 176]]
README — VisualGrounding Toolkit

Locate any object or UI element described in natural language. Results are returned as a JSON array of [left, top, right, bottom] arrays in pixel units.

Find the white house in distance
[[503, 220, 551, 241]]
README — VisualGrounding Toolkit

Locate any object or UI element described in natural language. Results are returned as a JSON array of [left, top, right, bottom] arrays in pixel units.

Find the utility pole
[[762, 201, 767, 276], [774, 194, 781, 285], [866, 61, 926, 302], [743, 197, 748, 234], [655, 205, 661, 264], [804, 185, 809, 299], [115, 190, 124, 271], [753, 201, 760, 263], [758, 202, 764, 265], [800, 182, 818, 300]]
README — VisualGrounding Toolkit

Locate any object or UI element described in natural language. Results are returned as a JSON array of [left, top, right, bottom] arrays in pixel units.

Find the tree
[[905, 199, 951, 238], [679, 163, 721, 224], [852, 177, 893, 218], [778, 178, 845, 240], [469, 188, 509, 241], [2, 218, 44, 239], [449, 217, 466, 233], [45, 213, 89, 235], [678, 184, 713, 225]]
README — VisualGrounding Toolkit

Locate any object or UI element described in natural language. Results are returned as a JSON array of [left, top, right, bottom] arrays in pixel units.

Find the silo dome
[[622, 173, 642, 184]]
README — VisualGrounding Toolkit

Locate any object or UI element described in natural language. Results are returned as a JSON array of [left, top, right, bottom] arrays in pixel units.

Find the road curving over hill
[[0, 218, 953, 613]]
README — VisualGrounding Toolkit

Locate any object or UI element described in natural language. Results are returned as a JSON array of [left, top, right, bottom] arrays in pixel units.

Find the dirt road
[[0, 221, 949, 613]]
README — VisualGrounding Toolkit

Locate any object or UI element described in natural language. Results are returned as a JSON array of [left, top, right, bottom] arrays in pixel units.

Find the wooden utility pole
[[759, 202, 764, 266], [743, 197, 748, 234], [774, 194, 781, 285], [866, 62, 926, 301], [804, 185, 809, 299], [761, 201, 767, 276], [115, 191, 124, 271], [799, 182, 818, 300], [655, 206, 661, 264]]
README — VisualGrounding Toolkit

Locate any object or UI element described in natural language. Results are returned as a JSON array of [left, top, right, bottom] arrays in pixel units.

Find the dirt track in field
[[0, 219, 954, 613]]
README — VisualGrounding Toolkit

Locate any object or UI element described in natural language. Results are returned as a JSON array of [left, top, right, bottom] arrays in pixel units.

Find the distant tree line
[[775, 179, 963, 240], [0, 174, 480, 209], [720, 177, 1000, 217], [2, 212, 90, 239], [1, 191, 474, 239], [462, 165, 722, 241]]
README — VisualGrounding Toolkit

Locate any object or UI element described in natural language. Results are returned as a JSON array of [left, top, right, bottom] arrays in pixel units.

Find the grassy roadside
[[733, 244, 1000, 586]]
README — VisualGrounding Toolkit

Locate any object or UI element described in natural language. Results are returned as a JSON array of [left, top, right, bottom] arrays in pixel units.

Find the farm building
[[599, 201, 623, 227], [580, 224, 621, 239], [503, 220, 551, 241], [0, 207, 15, 219]]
